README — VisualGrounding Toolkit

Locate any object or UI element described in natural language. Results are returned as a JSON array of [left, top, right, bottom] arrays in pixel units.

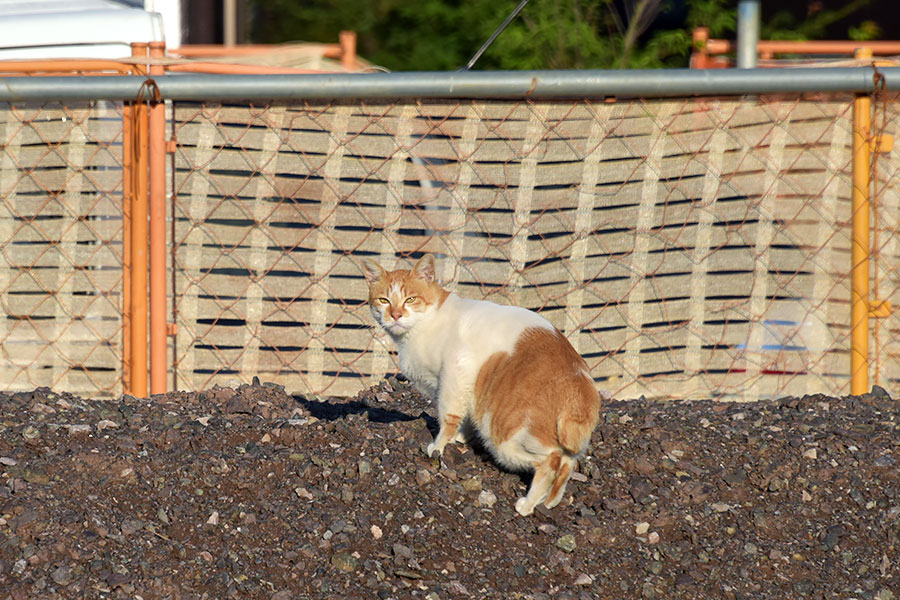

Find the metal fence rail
[[1, 65, 897, 400]]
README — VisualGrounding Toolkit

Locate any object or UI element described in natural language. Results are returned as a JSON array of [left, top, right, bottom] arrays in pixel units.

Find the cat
[[363, 253, 603, 516]]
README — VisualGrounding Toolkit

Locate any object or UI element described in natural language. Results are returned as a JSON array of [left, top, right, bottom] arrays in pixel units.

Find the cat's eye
[[405, 297, 417, 304], [377, 298, 389, 305]]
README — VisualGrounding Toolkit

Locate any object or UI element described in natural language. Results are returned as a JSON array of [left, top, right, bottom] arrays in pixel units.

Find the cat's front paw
[[515, 497, 534, 517], [425, 441, 443, 459]]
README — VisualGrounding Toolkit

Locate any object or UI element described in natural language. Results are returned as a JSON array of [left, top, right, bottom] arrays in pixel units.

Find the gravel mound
[[1, 378, 898, 599]]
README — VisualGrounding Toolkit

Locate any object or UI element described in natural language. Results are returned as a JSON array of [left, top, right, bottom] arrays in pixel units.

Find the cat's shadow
[[293, 395, 530, 487], [293, 395, 429, 426]]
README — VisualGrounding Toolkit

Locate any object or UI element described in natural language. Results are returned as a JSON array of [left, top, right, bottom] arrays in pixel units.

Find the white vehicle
[[0, 0, 181, 59]]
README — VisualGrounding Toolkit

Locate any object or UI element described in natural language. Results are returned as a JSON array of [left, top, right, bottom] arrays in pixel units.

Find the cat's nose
[[391, 311, 402, 321]]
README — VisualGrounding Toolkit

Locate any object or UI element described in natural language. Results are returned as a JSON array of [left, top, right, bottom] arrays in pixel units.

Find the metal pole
[[736, 0, 760, 69], [149, 42, 168, 396], [224, 0, 237, 46], [850, 48, 873, 395], [3, 68, 900, 101], [130, 43, 149, 398]]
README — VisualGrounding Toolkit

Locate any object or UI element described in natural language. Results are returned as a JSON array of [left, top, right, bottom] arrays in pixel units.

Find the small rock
[[824, 524, 847, 550], [22, 426, 40, 440], [331, 552, 358, 573], [635, 522, 650, 535], [461, 477, 482, 493], [96, 419, 118, 430], [744, 542, 758, 555], [67, 424, 91, 436], [294, 487, 313, 501], [371, 525, 383, 539], [0, 457, 18, 466], [206, 511, 219, 526], [394, 569, 423, 580], [802, 448, 817, 460], [358, 460, 372, 476], [647, 531, 660, 544], [50, 564, 71, 585], [557, 534, 576, 553], [12, 559, 26, 575], [198, 551, 214, 563], [574, 573, 594, 585], [416, 469, 433, 486], [871, 385, 891, 400], [23, 469, 50, 485], [874, 454, 896, 468], [476, 489, 497, 508]]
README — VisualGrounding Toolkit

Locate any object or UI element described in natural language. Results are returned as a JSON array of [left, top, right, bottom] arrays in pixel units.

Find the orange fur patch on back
[[473, 327, 601, 455]]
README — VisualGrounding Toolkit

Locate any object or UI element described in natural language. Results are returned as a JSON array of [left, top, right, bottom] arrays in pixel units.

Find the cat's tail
[[556, 388, 603, 456]]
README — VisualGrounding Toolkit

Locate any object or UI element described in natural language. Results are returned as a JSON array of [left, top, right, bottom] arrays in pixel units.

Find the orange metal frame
[[0, 36, 360, 398], [849, 49, 894, 394], [691, 28, 900, 69], [130, 43, 150, 398]]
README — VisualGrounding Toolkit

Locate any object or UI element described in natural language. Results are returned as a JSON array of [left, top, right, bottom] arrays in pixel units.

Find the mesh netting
[[872, 92, 900, 391], [171, 95, 868, 400], [0, 102, 125, 396]]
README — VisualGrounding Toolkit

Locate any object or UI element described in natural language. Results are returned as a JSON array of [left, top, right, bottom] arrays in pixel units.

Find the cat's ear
[[362, 258, 385, 284], [412, 254, 436, 283]]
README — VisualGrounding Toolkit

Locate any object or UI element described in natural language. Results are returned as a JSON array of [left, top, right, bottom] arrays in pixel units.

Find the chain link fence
[[170, 94, 882, 401], [1, 76, 897, 401], [0, 102, 125, 396], [872, 92, 900, 391]]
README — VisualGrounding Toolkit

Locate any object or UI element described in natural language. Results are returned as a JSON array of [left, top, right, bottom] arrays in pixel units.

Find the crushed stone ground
[[1, 378, 898, 599]]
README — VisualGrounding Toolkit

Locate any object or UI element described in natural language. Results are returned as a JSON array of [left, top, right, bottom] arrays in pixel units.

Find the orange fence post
[[339, 31, 357, 71], [850, 48, 873, 396], [149, 41, 168, 395], [122, 89, 133, 394], [130, 43, 150, 398]]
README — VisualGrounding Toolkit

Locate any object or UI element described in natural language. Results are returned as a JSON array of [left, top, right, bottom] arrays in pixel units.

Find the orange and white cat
[[363, 254, 602, 516]]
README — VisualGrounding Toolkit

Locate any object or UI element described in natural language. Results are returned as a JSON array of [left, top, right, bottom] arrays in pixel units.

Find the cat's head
[[362, 254, 446, 337]]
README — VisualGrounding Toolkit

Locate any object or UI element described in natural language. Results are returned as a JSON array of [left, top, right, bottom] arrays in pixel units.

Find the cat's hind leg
[[543, 454, 576, 509], [515, 451, 562, 516]]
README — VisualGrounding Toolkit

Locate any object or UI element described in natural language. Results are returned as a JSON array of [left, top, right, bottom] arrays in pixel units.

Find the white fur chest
[[392, 293, 553, 402]]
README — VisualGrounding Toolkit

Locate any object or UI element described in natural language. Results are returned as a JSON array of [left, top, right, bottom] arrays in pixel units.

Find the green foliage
[[849, 20, 882, 42], [763, 0, 872, 41], [247, 0, 885, 71]]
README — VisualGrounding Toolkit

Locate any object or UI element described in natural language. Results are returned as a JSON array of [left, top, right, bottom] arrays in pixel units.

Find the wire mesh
[[0, 102, 126, 396], [872, 92, 900, 391], [171, 94, 860, 401]]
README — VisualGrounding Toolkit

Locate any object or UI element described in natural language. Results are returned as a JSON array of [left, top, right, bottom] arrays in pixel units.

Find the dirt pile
[[0, 378, 898, 599]]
